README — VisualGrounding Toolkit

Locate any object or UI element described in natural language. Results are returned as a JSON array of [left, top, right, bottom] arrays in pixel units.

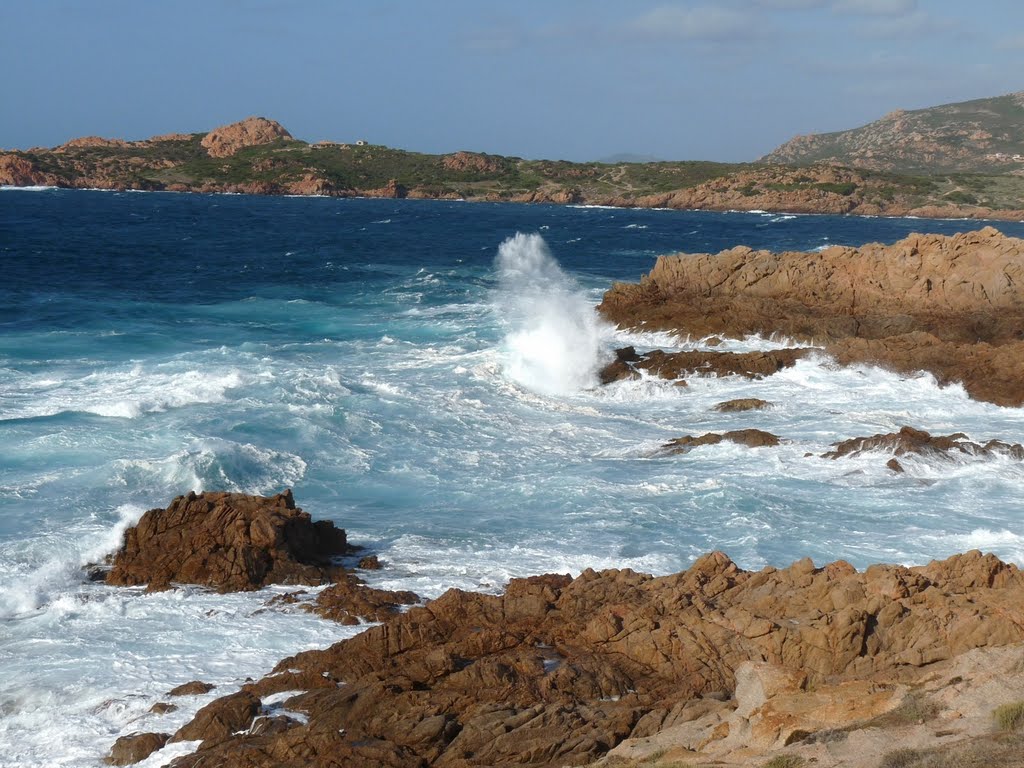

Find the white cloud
[[629, 5, 758, 41], [833, 0, 917, 15]]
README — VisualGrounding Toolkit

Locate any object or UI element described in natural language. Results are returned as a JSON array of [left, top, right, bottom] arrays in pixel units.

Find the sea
[[2, 188, 1024, 767]]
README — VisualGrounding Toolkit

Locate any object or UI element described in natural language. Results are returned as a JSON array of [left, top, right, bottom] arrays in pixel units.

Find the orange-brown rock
[[105, 490, 350, 592], [56, 135, 131, 152], [170, 690, 261, 747], [661, 429, 782, 454], [360, 178, 408, 198], [824, 425, 1024, 461], [162, 551, 1024, 768], [442, 151, 505, 174], [285, 173, 336, 196], [168, 680, 216, 697], [201, 117, 292, 158], [104, 732, 170, 765], [714, 398, 772, 412], [311, 575, 419, 625], [0, 155, 60, 186], [826, 332, 1024, 407], [598, 228, 1024, 406], [599, 346, 810, 384]]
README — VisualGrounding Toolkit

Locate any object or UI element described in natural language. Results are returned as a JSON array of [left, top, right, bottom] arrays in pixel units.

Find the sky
[[2, 0, 1023, 162]]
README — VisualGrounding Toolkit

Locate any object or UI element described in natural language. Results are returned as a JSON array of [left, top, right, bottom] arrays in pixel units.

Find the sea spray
[[494, 233, 611, 395]]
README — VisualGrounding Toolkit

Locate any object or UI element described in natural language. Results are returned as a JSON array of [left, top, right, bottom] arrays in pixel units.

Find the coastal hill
[[4, 113, 1024, 219], [762, 91, 1024, 174]]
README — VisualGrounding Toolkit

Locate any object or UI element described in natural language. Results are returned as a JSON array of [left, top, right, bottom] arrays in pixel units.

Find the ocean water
[[2, 188, 1024, 766]]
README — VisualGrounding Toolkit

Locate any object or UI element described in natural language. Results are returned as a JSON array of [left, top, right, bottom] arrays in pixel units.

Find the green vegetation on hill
[[4, 110, 1024, 218], [762, 92, 1024, 174]]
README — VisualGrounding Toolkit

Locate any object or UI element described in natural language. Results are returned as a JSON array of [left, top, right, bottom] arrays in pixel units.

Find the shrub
[[993, 700, 1024, 731], [763, 756, 804, 768], [878, 748, 924, 768]]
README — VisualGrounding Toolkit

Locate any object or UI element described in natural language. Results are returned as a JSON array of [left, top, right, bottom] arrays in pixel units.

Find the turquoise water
[[2, 188, 1024, 766]]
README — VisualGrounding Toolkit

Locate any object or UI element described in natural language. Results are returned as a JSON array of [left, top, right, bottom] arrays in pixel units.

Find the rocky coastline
[[5, 117, 1024, 221], [94, 227, 1024, 767], [598, 226, 1024, 407], [99, 492, 1024, 768]]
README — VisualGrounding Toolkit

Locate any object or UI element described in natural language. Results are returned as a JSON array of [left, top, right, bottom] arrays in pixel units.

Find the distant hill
[[761, 92, 1024, 174], [4, 115, 1024, 220]]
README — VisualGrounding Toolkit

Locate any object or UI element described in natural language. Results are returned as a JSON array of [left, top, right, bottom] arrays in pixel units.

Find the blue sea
[[2, 188, 1024, 766]]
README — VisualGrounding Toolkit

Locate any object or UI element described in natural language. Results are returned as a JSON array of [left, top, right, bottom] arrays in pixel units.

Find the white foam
[[0, 366, 245, 421], [493, 233, 612, 395], [0, 185, 58, 192], [0, 504, 144, 618]]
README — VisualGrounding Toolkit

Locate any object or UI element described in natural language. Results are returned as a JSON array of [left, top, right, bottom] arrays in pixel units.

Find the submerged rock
[[598, 346, 809, 384], [824, 425, 1024, 461], [106, 490, 351, 592], [661, 429, 782, 454], [713, 398, 773, 412]]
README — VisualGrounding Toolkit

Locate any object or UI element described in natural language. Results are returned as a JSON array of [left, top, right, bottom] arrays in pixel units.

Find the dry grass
[[993, 701, 1024, 732]]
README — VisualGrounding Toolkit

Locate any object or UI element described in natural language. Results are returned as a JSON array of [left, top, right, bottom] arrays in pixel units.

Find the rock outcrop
[[824, 425, 1024, 462], [0, 155, 59, 186], [200, 117, 292, 158], [105, 490, 351, 592], [714, 398, 772, 412], [156, 551, 1024, 768], [661, 429, 782, 454], [441, 151, 505, 174], [104, 732, 170, 765], [598, 228, 1024, 406], [598, 346, 810, 384]]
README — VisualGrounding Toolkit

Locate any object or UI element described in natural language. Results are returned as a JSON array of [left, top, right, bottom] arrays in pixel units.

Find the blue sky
[[2, 0, 1022, 161]]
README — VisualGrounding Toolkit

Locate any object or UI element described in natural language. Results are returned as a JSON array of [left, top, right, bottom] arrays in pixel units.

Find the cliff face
[[598, 227, 1024, 406], [762, 92, 1024, 174]]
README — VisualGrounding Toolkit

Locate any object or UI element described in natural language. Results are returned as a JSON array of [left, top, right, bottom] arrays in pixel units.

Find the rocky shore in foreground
[[98, 492, 1024, 768]]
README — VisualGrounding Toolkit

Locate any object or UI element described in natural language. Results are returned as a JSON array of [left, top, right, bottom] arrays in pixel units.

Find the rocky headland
[[5, 114, 1024, 220], [598, 226, 1024, 407], [99, 492, 1024, 768]]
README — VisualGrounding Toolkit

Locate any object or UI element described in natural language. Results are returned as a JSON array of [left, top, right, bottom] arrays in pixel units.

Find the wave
[[0, 366, 245, 421], [0, 185, 59, 192], [0, 504, 143, 618], [492, 233, 612, 395]]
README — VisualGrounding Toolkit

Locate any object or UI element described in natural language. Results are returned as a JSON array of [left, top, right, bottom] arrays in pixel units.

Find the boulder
[[106, 490, 350, 592], [168, 680, 216, 697], [171, 690, 261, 747], [661, 429, 782, 454], [824, 425, 1024, 462], [713, 398, 773, 412], [312, 575, 419, 625], [104, 732, 170, 765], [201, 117, 292, 158]]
